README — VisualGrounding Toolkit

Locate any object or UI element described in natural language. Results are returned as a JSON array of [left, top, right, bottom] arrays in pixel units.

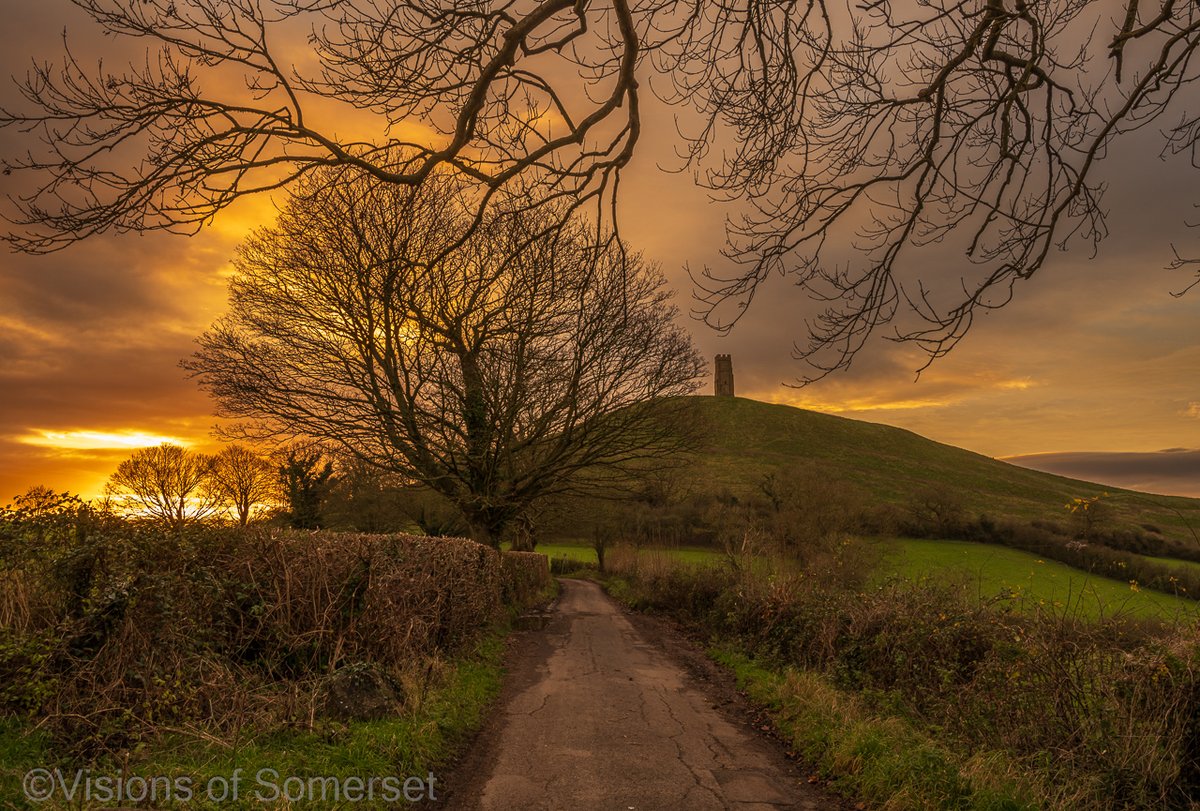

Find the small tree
[[1066, 493, 1113, 540], [757, 466, 865, 560], [278, 448, 335, 530], [592, 524, 617, 574], [908, 487, 967, 538], [209, 444, 277, 527], [105, 443, 218, 529]]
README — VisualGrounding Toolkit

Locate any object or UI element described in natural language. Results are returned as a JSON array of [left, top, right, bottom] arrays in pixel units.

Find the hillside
[[674, 396, 1200, 543]]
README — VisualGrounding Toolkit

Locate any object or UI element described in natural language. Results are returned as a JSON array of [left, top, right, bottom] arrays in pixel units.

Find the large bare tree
[[184, 169, 705, 546], [4, 0, 1200, 375]]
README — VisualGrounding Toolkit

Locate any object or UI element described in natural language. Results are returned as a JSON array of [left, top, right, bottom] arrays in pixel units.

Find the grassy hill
[[674, 396, 1200, 543]]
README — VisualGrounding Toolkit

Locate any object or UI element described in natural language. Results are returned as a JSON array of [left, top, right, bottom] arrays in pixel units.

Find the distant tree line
[[91, 440, 470, 535]]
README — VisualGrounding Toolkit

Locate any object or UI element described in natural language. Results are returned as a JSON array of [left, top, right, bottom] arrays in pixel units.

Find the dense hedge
[[0, 526, 542, 756], [501, 550, 551, 605], [609, 555, 1200, 809]]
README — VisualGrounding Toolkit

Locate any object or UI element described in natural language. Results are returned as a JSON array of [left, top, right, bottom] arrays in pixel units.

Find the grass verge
[[601, 561, 1193, 810], [709, 647, 1042, 811]]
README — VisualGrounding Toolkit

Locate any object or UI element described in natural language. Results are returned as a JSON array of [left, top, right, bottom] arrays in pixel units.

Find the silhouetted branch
[[5, 0, 1200, 379]]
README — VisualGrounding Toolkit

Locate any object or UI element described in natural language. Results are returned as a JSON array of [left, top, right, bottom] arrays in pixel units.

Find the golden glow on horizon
[[996, 378, 1036, 390], [754, 377, 1039, 415], [759, 393, 950, 413], [18, 429, 190, 451]]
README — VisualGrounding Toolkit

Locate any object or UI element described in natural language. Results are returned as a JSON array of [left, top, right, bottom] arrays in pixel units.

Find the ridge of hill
[[676, 396, 1200, 543]]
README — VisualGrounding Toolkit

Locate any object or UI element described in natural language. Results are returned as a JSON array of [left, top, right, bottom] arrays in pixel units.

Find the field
[[875, 538, 1200, 620], [537, 539, 1200, 620], [530, 542, 718, 566]]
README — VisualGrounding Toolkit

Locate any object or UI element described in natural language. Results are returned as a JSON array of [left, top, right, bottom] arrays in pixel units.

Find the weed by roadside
[[600, 552, 1200, 810]]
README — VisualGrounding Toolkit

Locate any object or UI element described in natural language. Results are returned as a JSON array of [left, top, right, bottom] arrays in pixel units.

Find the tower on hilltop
[[714, 355, 734, 397]]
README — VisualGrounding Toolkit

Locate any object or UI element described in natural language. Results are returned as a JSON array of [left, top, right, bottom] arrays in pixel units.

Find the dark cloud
[[1004, 450, 1200, 499], [0, 1, 1197, 498]]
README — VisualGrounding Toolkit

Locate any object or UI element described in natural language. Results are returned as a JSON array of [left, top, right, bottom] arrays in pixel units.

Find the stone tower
[[714, 354, 734, 397]]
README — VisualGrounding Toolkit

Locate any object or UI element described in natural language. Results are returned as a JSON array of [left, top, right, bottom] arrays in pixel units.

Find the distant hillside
[[674, 396, 1200, 543]]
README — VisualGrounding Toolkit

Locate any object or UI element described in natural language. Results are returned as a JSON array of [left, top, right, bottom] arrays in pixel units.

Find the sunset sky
[[1, 1, 1197, 502]]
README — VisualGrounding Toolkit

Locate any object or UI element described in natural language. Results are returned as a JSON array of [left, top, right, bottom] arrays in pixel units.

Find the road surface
[[446, 579, 840, 810]]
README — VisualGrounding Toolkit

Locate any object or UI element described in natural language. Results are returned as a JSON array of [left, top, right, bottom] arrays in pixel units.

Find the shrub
[[502, 551, 550, 605], [758, 466, 868, 561], [0, 526, 536, 757], [610, 555, 1200, 809], [907, 487, 967, 537]]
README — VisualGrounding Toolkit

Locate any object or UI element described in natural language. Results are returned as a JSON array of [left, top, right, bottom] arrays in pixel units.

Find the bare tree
[[0, 0, 640, 255], [209, 444, 278, 527], [104, 443, 218, 529], [4, 1, 1200, 375], [184, 168, 705, 546], [686, 0, 1200, 379]]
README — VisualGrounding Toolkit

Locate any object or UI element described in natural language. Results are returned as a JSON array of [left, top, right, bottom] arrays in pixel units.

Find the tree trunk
[[510, 511, 536, 552], [467, 521, 500, 549]]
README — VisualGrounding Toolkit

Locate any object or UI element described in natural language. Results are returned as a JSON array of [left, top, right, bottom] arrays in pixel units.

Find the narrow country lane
[[446, 579, 841, 810]]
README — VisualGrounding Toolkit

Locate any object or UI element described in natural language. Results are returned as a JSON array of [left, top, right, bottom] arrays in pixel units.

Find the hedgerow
[[0, 516, 544, 758]]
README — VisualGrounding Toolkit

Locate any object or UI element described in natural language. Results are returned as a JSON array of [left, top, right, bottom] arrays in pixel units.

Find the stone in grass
[[315, 662, 404, 722]]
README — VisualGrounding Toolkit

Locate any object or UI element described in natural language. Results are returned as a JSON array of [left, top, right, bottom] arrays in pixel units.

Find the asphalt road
[[447, 578, 839, 810]]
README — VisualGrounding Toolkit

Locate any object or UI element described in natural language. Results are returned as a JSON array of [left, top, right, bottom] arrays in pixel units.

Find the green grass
[[672, 396, 1200, 543], [0, 627, 512, 810], [1145, 554, 1200, 572], [0, 719, 49, 808], [532, 542, 721, 567], [572, 534, 1196, 621], [526, 542, 595, 563], [710, 647, 1041, 811], [877, 538, 1200, 620]]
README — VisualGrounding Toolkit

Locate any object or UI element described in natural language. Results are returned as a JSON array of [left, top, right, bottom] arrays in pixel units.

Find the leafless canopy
[[678, 0, 1200, 380], [5, 0, 1200, 377], [209, 444, 279, 526], [184, 168, 704, 545], [104, 442, 219, 528]]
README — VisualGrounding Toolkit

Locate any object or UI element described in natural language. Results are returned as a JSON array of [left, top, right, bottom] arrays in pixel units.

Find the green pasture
[[878, 538, 1200, 621]]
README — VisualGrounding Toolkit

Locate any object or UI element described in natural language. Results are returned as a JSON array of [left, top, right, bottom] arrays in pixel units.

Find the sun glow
[[762, 394, 952, 413], [18, 429, 190, 451]]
